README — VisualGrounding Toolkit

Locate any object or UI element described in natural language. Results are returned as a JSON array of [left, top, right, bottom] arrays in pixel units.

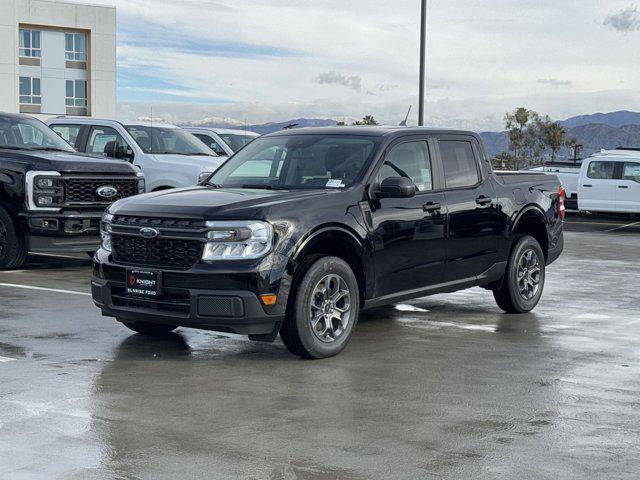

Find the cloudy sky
[[82, 0, 640, 130]]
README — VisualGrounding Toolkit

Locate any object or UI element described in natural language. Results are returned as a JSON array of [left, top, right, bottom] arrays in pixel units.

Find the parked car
[[47, 118, 226, 191], [185, 127, 259, 156], [92, 127, 564, 358], [0, 112, 143, 269], [575, 149, 640, 213]]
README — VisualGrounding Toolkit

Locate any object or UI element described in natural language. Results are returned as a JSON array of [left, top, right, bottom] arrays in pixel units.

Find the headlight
[[100, 221, 112, 252], [26, 171, 63, 211], [202, 221, 273, 261], [100, 212, 114, 251], [198, 171, 214, 184], [136, 172, 145, 193]]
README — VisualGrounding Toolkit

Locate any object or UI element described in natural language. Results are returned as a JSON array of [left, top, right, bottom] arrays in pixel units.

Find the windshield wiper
[[0, 145, 35, 151], [241, 184, 287, 190], [33, 147, 72, 152]]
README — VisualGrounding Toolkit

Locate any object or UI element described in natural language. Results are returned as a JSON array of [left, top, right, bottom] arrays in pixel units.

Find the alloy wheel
[[309, 274, 352, 343], [516, 248, 541, 301]]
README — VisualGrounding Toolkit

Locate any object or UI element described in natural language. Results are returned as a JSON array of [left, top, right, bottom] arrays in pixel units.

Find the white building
[[0, 0, 116, 118]]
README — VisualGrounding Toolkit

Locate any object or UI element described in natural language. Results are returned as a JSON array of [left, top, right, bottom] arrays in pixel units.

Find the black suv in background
[[0, 113, 144, 269], [92, 127, 564, 358]]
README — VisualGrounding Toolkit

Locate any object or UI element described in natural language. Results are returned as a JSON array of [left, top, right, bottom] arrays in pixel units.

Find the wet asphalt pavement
[[0, 213, 639, 479]]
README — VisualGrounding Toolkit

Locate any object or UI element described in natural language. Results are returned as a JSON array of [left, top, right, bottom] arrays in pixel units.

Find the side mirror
[[115, 146, 134, 162], [375, 176, 416, 199]]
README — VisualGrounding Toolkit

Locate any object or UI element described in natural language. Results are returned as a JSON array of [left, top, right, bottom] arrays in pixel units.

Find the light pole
[[418, 0, 427, 126]]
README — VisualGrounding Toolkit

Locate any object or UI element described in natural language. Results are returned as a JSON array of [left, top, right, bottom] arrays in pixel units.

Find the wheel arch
[[510, 205, 550, 259], [288, 225, 371, 305]]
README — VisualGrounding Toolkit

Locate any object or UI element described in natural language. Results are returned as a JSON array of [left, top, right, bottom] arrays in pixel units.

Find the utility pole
[[418, 0, 427, 126]]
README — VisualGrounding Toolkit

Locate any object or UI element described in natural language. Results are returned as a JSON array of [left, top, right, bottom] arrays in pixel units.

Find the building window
[[66, 80, 87, 107], [19, 77, 41, 105], [65, 33, 87, 61], [19, 29, 41, 58]]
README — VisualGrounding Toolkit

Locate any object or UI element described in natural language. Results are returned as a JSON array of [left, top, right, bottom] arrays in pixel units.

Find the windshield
[[208, 134, 380, 189], [219, 133, 258, 152], [0, 116, 75, 152], [125, 125, 216, 156]]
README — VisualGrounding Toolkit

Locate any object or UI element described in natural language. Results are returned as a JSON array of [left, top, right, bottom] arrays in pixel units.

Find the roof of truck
[[265, 125, 479, 138]]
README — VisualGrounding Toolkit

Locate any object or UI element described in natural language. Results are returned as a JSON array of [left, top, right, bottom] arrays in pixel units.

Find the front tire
[[0, 206, 27, 270], [280, 256, 360, 359], [493, 235, 546, 313], [121, 320, 177, 335]]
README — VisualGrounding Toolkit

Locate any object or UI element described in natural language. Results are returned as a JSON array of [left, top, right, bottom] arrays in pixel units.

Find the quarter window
[[379, 141, 433, 192], [622, 162, 640, 183], [66, 80, 87, 107], [19, 77, 41, 105], [586, 161, 615, 180], [19, 28, 41, 57], [440, 140, 480, 188], [65, 33, 87, 61]]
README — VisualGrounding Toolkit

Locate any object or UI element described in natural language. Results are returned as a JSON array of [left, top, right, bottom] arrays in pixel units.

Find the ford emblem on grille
[[96, 185, 118, 199], [139, 227, 159, 239]]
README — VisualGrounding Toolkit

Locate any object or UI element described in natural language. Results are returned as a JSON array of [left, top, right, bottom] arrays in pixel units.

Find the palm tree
[[543, 122, 567, 161]]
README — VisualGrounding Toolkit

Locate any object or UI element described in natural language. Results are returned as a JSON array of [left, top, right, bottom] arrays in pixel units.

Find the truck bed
[[494, 171, 560, 186]]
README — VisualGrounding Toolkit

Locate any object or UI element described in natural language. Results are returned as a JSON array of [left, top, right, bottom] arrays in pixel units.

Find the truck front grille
[[64, 178, 138, 205], [111, 234, 203, 270]]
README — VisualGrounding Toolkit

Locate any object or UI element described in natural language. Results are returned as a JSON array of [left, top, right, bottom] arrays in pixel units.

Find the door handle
[[475, 195, 492, 206], [618, 185, 629, 189], [422, 201, 441, 212], [583, 184, 592, 187]]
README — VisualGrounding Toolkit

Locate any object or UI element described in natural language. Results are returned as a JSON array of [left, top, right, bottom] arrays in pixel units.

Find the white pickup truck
[[47, 118, 227, 191], [527, 148, 640, 214]]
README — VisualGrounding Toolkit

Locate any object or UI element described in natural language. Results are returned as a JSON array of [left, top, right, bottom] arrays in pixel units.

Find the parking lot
[[0, 213, 638, 480]]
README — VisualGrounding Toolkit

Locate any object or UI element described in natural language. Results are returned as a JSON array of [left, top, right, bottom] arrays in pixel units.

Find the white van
[[47, 118, 227, 191], [577, 149, 640, 213]]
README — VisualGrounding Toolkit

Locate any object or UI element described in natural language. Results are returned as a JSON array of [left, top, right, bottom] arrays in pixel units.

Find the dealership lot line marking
[[0, 356, 17, 363], [0, 283, 90, 296], [605, 220, 640, 233]]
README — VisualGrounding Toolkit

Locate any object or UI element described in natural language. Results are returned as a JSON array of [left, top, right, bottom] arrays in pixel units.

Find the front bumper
[[91, 250, 287, 336], [22, 211, 103, 252]]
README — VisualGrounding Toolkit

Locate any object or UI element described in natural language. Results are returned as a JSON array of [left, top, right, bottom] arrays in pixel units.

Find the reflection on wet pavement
[[0, 221, 639, 479]]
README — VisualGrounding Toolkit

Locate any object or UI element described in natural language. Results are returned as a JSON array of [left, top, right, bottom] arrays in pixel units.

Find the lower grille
[[111, 286, 190, 314], [111, 235, 203, 269], [64, 178, 138, 204]]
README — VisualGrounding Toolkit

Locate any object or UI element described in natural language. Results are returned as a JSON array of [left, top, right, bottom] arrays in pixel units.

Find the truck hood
[[151, 153, 227, 172], [0, 149, 136, 174], [110, 186, 332, 219]]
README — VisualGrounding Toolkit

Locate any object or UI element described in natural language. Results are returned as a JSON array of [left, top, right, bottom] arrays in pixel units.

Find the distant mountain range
[[480, 110, 640, 158], [182, 110, 640, 159]]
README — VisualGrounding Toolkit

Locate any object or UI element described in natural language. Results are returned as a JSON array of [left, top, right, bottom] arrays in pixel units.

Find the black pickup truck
[[92, 126, 564, 358], [0, 113, 144, 269]]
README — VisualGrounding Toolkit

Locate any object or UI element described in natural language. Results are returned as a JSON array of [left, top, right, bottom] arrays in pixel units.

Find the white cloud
[[75, 0, 640, 129]]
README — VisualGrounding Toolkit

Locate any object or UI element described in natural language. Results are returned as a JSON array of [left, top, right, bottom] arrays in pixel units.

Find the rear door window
[[193, 133, 226, 155], [439, 140, 480, 188], [50, 124, 82, 147], [87, 126, 129, 158], [586, 161, 615, 180], [621, 162, 640, 183]]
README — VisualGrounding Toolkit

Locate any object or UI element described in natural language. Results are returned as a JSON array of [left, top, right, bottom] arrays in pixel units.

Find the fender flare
[[509, 204, 548, 235]]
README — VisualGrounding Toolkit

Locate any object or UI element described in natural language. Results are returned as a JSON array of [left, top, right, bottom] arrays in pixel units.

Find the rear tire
[[0, 206, 27, 270], [280, 256, 360, 359], [121, 320, 177, 335], [493, 235, 545, 313]]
